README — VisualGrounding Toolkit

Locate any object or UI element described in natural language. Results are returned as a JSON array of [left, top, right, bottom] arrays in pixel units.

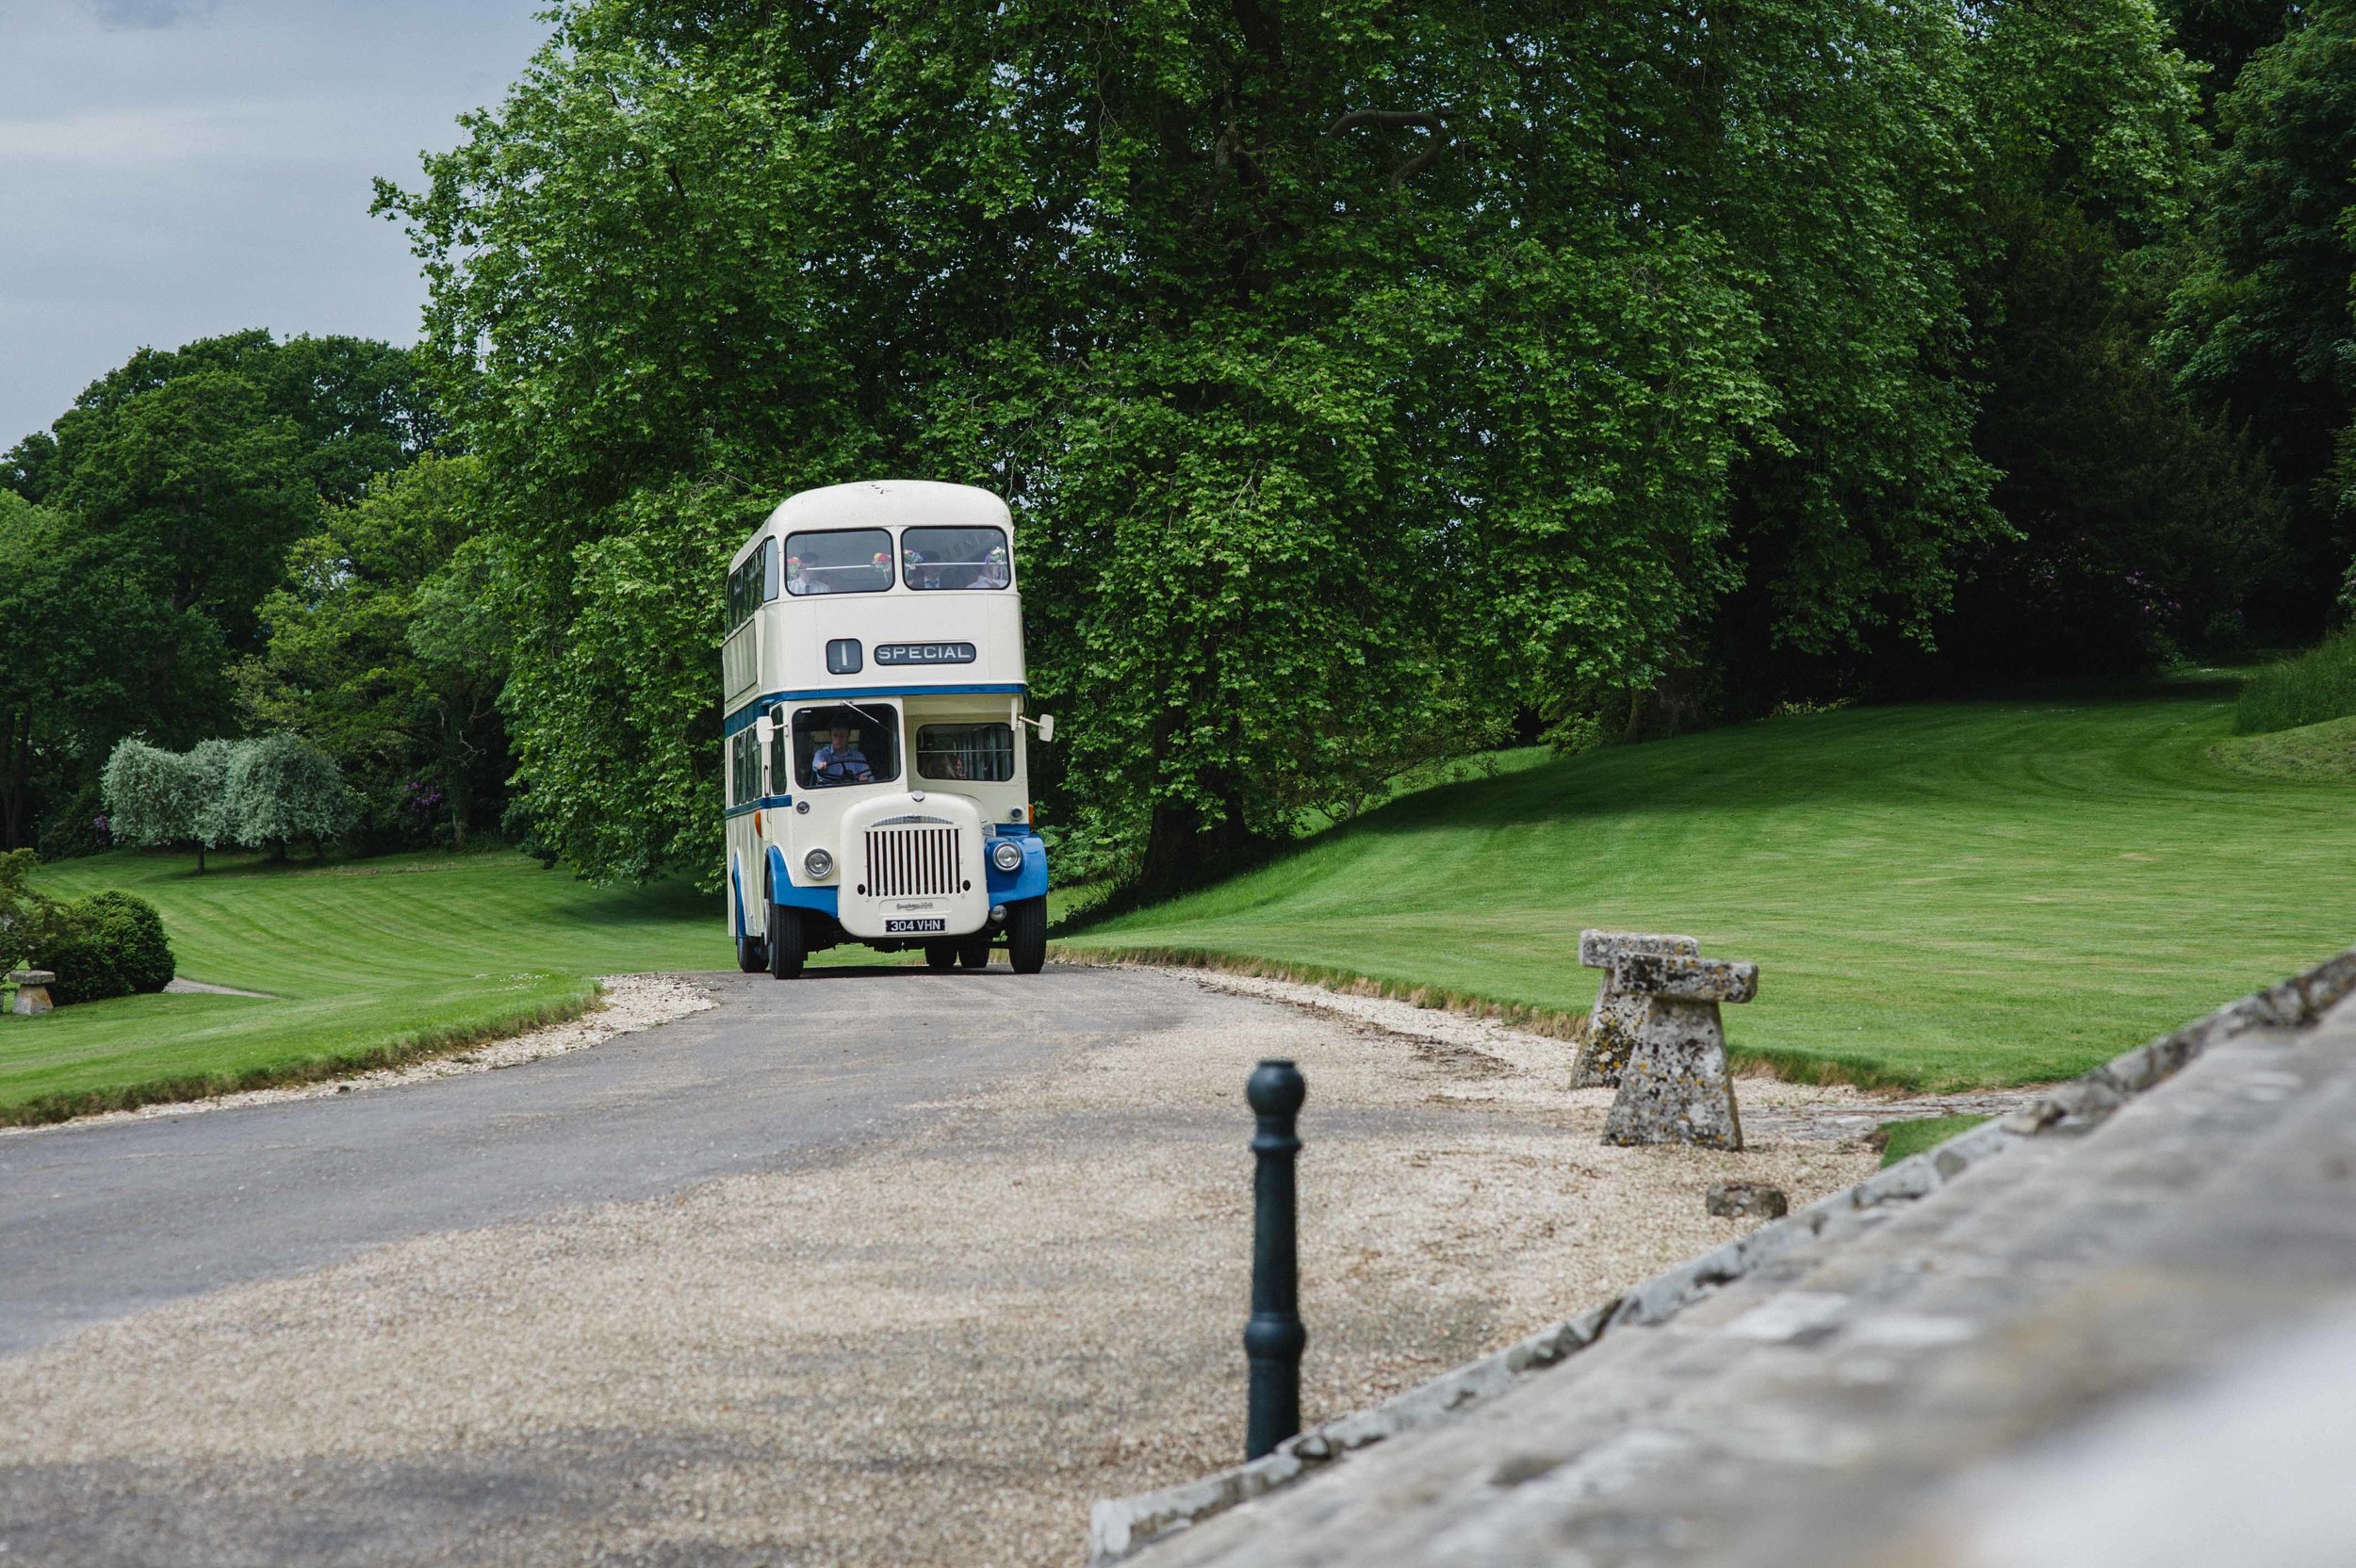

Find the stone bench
[[8, 969, 56, 1017], [1569, 931, 1700, 1088], [1599, 951, 1757, 1151]]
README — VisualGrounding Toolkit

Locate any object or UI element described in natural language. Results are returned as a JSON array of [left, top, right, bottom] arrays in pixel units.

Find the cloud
[[80, 0, 218, 29]]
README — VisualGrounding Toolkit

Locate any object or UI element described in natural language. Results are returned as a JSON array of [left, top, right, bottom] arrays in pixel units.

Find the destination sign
[[874, 642, 977, 666]]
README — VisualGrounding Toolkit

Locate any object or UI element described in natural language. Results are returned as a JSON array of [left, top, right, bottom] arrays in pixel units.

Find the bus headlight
[[990, 840, 1024, 874], [803, 848, 834, 879]]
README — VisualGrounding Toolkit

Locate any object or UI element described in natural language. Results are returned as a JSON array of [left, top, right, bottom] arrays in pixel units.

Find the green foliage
[[2163, 1, 2356, 631], [1, 332, 443, 852], [2233, 629, 2356, 732], [188, 738, 238, 858], [0, 849, 58, 971], [225, 734, 356, 858], [0, 491, 158, 850], [2158, 1, 2299, 103], [42, 890, 175, 1005], [102, 739, 199, 848], [381, 0, 2014, 888], [238, 454, 511, 848]]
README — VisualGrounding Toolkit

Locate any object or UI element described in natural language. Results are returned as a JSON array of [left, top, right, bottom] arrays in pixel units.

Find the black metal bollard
[[1245, 1058, 1307, 1462]]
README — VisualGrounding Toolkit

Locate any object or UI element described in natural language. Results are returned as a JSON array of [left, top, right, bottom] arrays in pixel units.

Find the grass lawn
[[1876, 1115, 1991, 1168], [1061, 676, 2356, 1090], [0, 851, 731, 1125]]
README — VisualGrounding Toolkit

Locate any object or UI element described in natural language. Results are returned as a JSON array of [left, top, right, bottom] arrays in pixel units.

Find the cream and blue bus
[[722, 481, 1054, 978]]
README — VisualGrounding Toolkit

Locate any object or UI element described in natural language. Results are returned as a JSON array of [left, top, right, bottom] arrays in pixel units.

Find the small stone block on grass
[[1706, 1181, 1788, 1219], [1570, 930, 1700, 1089], [8, 970, 57, 1017]]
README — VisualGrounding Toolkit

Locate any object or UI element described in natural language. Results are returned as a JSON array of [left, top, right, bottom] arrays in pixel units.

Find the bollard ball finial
[[1247, 1059, 1306, 1117]]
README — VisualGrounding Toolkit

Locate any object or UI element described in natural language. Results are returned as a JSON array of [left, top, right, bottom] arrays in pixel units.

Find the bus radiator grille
[[862, 825, 963, 900]]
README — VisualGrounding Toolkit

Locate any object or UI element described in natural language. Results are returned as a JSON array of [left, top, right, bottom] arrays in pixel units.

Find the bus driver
[[811, 724, 875, 785]]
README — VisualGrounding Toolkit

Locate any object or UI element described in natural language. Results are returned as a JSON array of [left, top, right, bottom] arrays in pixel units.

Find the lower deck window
[[915, 723, 1015, 782], [794, 703, 901, 788]]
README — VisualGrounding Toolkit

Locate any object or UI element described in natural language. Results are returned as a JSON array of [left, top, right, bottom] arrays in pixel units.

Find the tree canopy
[[0, 332, 440, 848], [381, 0, 2089, 887]]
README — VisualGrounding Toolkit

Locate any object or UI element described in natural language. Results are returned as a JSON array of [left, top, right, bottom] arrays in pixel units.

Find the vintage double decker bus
[[721, 481, 1053, 977]]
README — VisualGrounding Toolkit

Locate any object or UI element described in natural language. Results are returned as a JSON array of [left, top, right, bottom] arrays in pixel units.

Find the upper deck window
[[725, 538, 777, 630], [785, 529, 893, 596], [903, 527, 1010, 591]]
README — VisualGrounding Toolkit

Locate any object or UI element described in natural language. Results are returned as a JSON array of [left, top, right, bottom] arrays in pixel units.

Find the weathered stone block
[[1601, 948, 1755, 1151], [1569, 931, 1699, 1089], [8, 969, 56, 1017], [1707, 1181, 1789, 1219]]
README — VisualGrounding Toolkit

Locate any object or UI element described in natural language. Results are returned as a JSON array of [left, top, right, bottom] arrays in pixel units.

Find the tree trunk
[[1135, 776, 1274, 901]]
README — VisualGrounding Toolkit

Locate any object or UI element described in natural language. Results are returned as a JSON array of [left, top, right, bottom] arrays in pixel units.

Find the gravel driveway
[[0, 964, 1890, 1566]]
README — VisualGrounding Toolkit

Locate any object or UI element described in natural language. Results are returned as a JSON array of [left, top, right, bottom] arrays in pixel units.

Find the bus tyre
[[957, 938, 990, 971], [736, 934, 767, 974], [924, 941, 957, 971], [767, 905, 806, 979], [1006, 897, 1047, 975]]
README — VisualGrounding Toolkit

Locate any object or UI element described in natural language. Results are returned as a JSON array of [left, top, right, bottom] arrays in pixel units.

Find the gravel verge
[[0, 967, 1882, 1566]]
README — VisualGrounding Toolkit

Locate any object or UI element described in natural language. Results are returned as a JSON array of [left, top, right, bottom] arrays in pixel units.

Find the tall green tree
[[0, 331, 444, 847], [1895, 0, 2292, 679], [0, 492, 157, 849], [239, 454, 512, 846], [2163, 0, 2356, 631], [384, 0, 2010, 889]]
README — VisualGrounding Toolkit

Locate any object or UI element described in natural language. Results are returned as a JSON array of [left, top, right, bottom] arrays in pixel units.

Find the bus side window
[[760, 538, 778, 603]]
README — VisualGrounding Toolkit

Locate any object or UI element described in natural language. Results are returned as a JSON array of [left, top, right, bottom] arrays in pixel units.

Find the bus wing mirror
[[1037, 714, 1055, 743], [753, 715, 775, 747]]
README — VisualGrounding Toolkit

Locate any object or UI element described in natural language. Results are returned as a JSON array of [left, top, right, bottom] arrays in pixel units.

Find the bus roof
[[733, 481, 1011, 568]]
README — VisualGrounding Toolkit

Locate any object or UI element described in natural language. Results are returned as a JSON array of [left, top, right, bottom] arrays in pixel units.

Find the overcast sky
[[1, 0, 553, 447]]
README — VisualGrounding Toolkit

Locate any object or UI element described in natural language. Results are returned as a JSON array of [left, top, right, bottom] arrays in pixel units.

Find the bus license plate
[[886, 919, 946, 933]]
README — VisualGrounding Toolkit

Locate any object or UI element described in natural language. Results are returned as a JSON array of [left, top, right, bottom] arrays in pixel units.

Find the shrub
[[43, 890, 175, 1004], [226, 733, 355, 858], [0, 849, 58, 971], [103, 739, 199, 846], [2234, 629, 2356, 735]]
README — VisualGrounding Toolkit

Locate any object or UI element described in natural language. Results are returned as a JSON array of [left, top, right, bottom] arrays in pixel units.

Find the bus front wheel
[[924, 941, 957, 971], [957, 937, 990, 970], [1006, 897, 1046, 975], [767, 906, 807, 979], [736, 934, 767, 973]]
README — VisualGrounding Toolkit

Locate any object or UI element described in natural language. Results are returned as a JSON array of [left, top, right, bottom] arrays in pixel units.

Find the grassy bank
[[0, 851, 727, 1124], [2235, 629, 2356, 734], [1061, 677, 2356, 1089]]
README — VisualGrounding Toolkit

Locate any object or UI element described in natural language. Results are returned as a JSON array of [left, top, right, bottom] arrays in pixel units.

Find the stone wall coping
[[1085, 940, 2356, 1566]]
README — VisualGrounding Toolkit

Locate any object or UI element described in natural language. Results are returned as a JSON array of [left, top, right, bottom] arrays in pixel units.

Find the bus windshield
[[794, 703, 901, 788], [903, 527, 1010, 590], [785, 529, 893, 596]]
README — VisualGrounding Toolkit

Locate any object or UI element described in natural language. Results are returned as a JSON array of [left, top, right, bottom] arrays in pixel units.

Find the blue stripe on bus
[[724, 793, 794, 820], [724, 683, 1026, 736]]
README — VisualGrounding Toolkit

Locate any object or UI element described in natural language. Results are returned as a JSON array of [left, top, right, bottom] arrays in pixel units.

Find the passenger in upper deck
[[811, 725, 875, 785]]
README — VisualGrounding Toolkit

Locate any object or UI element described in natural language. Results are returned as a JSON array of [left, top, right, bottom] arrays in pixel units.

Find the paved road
[[0, 965, 1172, 1357]]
